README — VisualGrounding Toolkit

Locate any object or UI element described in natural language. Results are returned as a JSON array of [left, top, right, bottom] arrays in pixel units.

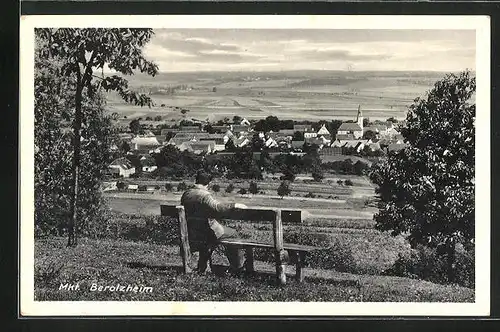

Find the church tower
[[356, 105, 363, 131]]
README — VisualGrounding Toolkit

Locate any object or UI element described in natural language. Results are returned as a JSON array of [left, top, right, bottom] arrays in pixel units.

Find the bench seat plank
[[219, 238, 319, 252]]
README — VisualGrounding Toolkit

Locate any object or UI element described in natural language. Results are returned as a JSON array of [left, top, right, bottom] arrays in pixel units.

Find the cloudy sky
[[144, 29, 476, 72]]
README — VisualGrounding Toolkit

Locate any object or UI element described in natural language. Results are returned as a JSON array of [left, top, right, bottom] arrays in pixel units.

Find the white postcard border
[[20, 14, 491, 316]]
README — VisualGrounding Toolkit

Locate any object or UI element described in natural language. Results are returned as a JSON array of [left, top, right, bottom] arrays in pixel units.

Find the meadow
[[106, 70, 443, 124], [34, 174, 474, 302]]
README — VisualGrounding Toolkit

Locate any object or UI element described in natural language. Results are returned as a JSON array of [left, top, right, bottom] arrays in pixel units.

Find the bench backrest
[[161, 204, 278, 222]]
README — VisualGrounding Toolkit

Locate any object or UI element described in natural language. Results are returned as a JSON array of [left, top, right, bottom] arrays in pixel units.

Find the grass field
[[35, 172, 474, 302], [34, 237, 473, 302], [105, 70, 442, 123]]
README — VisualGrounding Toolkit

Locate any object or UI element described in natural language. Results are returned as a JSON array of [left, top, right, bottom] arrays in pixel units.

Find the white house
[[317, 124, 331, 139], [223, 130, 234, 144], [131, 136, 161, 151], [108, 158, 136, 178], [101, 181, 118, 192], [127, 184, 139, 191], [336, 123, 363, 139], [141, 157, 158, 173], [233, 136, 250, 148], [264, 136, 278, 148], [304, 132, 318, 139], [240, 118, 251, 126]]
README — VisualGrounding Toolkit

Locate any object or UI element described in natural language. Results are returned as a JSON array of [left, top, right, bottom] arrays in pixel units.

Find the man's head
[[195, 170, 213, 186]]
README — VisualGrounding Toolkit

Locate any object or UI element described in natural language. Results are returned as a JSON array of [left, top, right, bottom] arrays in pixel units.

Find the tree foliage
[[153, 145, 203, 178], [129, 119, 141, 134], [248, 181, 259, 194], [292, 131, 305, 141], [225, 183, 235, 193], [277, 181, 291, 199], [36, 28, 158, 246], [177, 182, 188, 192], [363, 130, 377, 140], [34, 45, 115, 237], [369, 71, 475, 283], [312, 167, 324, 182]]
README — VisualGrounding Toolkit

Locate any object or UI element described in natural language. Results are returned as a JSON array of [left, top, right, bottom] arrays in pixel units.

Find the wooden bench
[[160, 204, 319, 285]]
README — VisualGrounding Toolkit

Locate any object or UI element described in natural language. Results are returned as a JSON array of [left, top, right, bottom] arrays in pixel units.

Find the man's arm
[[201, 191, 236, 216]]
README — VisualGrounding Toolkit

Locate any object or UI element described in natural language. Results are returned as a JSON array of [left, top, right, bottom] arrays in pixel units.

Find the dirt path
[[105, 192, 375, 219]]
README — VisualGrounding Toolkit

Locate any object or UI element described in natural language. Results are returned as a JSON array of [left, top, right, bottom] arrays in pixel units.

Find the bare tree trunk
[[445, 239, 456, 284], [68, 80, 83, 247]]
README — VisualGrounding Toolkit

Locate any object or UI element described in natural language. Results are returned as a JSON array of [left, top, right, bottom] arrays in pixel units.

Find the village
[[107, 106, 407, 182]]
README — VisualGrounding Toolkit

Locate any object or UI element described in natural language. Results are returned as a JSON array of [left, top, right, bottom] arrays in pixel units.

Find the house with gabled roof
[[178, 141, 194, 152], [291, 140, 305, 151], [198, 133, 225, 145], [366, 142, 382, 152], [342, 140, 367, 154], [330, 139, 345, 148], [319, 146, 342, 156], [363, 126, 381, 134], [190, 141, 216, 154], [155, 135, 166, 145], [335, 133, 356, 140], [336, 105, 364, 139], [264, 136, 278, 148], [387, 143, 407, 153], [293, 124, 313, 132], [222, 130, 234, 145], [179, 125, 202, 132], [336, 123, 363, 139], [386, 127, 401, 137], [131, 136, 161, 152], [233, 136, 250, 148], [306, 137, 327, 147], [212, 125, 230, 133], [160, 128, 179, 137], [167, 136, 194, 148], [109, 157, 136, 178], [304, 131, 318, 139], [140, 157, 158, 173], [277, 129, 295, 138], [317, 124, 331, 140], [240, 118, 251, 126], [231, 124, 251, 134]]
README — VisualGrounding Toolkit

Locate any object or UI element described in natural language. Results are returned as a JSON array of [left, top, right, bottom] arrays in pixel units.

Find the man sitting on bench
[[181, 170, 248, 275]]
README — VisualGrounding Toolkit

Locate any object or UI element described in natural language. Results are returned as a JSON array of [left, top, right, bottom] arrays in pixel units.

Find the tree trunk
[[445, 239, 456, 284], [68, 81, 83, 247]]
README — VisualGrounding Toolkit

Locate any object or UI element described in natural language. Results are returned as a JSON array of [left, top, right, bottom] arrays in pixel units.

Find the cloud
[[144, 29, 476, 72], [298, 49, 391, 62], [156, 36, 240, 54]]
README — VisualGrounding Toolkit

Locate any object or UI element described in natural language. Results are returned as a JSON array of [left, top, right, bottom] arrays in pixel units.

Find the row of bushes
[[76, 214, 359, 275], [114, 179, 354, 200], [62, 211, 473, 289], [382, 244, 474, 288]]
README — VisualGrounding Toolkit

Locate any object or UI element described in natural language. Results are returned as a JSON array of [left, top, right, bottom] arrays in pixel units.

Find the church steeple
[[356, 105, 363, 131]]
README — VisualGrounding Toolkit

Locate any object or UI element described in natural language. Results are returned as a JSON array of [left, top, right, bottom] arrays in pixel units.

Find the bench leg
[[296, 252, 306, 283], [180, 246, 192, 274], [197, 247, 212, 273], [275, 249, 287, 286], [245, 247, 254, 273]]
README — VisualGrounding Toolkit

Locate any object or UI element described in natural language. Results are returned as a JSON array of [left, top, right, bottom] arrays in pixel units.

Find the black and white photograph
[[20, 15, 490, 316]]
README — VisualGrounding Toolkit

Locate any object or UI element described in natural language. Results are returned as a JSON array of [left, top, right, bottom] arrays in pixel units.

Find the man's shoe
[[225, 266, 246, 277]]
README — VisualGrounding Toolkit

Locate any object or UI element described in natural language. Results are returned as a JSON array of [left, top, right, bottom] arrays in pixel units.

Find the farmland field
[[105, 70, 444, 123]]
